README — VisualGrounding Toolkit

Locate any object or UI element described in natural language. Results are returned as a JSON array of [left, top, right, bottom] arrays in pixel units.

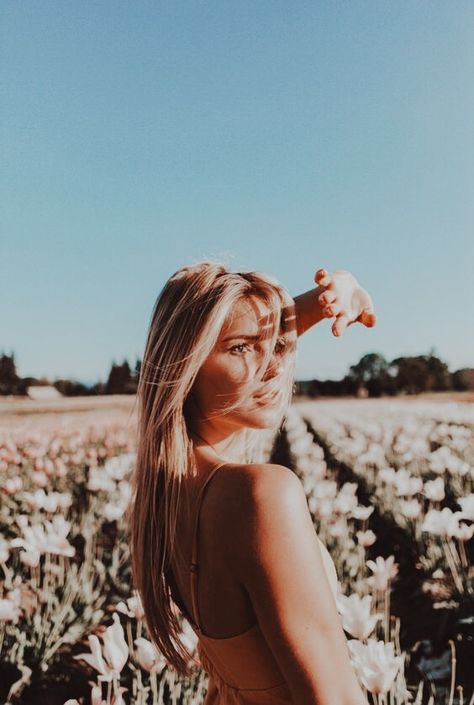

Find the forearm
[[293, 285, 326, 337]]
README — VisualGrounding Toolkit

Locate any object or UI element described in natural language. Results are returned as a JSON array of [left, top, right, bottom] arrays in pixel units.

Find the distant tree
[[348, 353, 389, 383], [452, 368, 474, 391], [0, 352, 18, 384], [92, 380, 107, 395], [390, 356, 427, 394], [53, 379, 96, 396], [0, 352, 27, 395], [105, 359, 136, 394], [389, 353, 451, 394], [347, 352, 396, 397], [424, 354, 451, 391], [134, 358, 141, 383]]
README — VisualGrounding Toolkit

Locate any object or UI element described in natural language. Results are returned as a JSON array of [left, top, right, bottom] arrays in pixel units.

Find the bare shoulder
[[225, 461, 301, 490], [217, 462, 307, 560], [219, 463, 366, 704], [219, 462, 302, 510]]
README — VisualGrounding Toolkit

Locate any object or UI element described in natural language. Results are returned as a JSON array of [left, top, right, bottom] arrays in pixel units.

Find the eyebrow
[[222, 333, 261, 342]]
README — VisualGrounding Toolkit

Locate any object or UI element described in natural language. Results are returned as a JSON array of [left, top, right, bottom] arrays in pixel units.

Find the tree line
[[295, 351, 474, 398], [0, 354, 140, 397], [0, 350, 473, 399]]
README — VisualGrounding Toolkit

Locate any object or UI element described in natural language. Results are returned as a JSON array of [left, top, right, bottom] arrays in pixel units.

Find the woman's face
[[190, 295, 296, 436]]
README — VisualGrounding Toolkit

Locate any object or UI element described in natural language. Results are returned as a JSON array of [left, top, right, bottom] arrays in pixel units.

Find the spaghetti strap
[[189, 461, 228, 631]]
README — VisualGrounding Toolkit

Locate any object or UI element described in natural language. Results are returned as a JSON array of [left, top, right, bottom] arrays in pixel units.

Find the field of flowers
[[0, 397, 473, 705]]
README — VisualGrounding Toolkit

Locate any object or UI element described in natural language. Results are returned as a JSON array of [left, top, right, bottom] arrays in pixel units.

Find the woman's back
[[168, 459, 339, 703]]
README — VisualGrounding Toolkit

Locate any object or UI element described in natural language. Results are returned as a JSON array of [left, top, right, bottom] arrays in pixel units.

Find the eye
[[230, 342, 251, 354], [274, 336, 288, 354]]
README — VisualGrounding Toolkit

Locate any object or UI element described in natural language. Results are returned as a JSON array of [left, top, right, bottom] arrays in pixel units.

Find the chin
[[244, 407, 285, 429]]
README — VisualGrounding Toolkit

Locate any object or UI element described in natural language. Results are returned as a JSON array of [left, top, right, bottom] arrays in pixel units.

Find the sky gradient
[[2, 1, 473, 384]]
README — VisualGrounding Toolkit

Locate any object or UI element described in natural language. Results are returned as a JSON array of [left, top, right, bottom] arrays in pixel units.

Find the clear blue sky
[[1, 1, 473, 384]]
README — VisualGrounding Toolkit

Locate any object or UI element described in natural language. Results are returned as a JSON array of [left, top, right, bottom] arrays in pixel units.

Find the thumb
[[359, 309, 377, 327]]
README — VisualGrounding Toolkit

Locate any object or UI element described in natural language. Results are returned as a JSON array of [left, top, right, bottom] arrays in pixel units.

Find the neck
[[190, 426, 246, 464]]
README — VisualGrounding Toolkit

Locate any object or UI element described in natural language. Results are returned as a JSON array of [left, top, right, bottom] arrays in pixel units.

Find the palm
[[314, 269, 377, 337]]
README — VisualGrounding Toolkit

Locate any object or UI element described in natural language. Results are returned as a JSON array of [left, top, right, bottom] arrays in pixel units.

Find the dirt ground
[[0, 391, 472, 433], [0, 394, 137, 433]]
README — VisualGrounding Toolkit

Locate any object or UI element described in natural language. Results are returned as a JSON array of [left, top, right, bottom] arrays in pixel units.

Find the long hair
[[126, 259, 297, 676]]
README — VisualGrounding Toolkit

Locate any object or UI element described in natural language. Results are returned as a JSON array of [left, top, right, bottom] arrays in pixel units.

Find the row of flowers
[[283, 406, 412, 702], [295, 399, 474, 608], [1, 400, 472, 704]]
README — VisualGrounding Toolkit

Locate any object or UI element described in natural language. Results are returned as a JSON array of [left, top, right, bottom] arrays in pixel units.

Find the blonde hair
[[126, 259, 297, 676]]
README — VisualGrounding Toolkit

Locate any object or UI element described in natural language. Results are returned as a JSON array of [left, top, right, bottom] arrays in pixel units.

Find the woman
[[127, 261, 376, 705]]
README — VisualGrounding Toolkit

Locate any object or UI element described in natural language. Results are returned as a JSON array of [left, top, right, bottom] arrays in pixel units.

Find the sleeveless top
[[174, 461, 339, 705]]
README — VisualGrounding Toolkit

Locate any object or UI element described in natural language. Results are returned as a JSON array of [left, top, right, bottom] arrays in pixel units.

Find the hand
[[314, 269, 377, 337]]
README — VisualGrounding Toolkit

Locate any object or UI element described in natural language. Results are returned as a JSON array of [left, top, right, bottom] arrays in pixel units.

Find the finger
[[359, 310, 377, 327], [332, 313, 350, 337], [314, 268, 328, 284], [318, 290, 336, 306], [314, 268, 333, 287], [324, 304, 341, 317], [318, 274, 332, 287]]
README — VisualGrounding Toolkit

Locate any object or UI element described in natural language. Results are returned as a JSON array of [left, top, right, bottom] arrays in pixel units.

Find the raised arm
[[293, 268, 377, 338], [228, 465, 368, 705]]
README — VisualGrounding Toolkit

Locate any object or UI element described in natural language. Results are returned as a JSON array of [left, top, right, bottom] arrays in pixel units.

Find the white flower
[[366, 555, 398, 591], [399, 499, 421, 519], [334, 486, 358, 515], [327, 519, 346, 538], [378, 467, 397, 484], [104, 503, 124, 522], [21, 489, 49, 511], [21, 489, 72, 513], [311, 496, 334, 519], [179, 619, 199, 655], [336, 593, 381, 640], [351, 505, 374, 521], [20, 549, 41, 567], [0, 600, 19, 622], [87, 467, 116, 493], [314, 480, 338, 500], [104, 453, 135, 481], [356, 529, 377, 547], [348, 638, 404, 694], [453, 522, 474, 541], [0, 535, 10, 563], [134, 637, 167, 674], [421, 508, 463, 538], [423, 478, 445, 502], [74, 613, 129, 681], [32, 470, 49, 488], [115, 592, 144, 620], [4, 477, 23, 494], [0, 589, 21, 623], [10, 515, 75, 559], [394, 469, 423, 497], [458, 494, 474, 521], [102, 613, 129, 674]]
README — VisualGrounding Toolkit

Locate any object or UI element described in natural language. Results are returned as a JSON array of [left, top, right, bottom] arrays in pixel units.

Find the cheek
[[194, 357, 255, 405]]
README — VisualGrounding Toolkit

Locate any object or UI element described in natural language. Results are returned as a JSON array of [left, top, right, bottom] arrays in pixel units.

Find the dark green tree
[[0, 352, 27, 395], [347, 352, 396, 396], [105, 360, 133, 394]]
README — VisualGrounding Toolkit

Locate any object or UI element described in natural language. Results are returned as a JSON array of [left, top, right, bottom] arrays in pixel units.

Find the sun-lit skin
[[296, 268, 377, 339], [187, 295, 295, 461], [187, 267, 377, 463]]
